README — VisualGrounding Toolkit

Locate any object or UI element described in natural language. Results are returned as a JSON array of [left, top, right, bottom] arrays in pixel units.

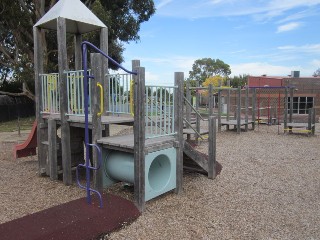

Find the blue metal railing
[[79, 41, 137, 208]]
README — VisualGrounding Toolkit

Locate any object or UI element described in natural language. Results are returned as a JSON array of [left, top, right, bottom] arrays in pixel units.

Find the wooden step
[[183, 141, 208, 172]]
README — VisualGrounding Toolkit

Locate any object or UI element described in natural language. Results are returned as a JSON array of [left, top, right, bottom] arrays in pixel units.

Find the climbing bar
[[82, 41, 137, 75], [76, 143, 103, 208]]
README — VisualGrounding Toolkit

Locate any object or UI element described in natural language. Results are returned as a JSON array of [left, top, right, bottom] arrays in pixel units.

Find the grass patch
[[0, 116, 35, 132]]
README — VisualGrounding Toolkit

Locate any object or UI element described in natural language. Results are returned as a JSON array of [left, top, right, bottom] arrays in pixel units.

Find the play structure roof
[[34, 0, 106, 34]]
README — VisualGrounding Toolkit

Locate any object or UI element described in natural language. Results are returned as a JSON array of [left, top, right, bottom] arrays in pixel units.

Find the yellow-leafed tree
[[202, 75, 224, 96]]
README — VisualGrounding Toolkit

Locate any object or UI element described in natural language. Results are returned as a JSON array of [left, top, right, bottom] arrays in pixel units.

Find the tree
[[228, 74, 248, 88], [188, 58, 231, 84], [0, 0, 155, 98], [313, 68, 320, 77], [201, 75, 225, 96], [203, 75, 224, 88]]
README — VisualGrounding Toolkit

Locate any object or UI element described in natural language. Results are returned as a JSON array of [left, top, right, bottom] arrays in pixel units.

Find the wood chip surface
[[1, 124, 320, 240]]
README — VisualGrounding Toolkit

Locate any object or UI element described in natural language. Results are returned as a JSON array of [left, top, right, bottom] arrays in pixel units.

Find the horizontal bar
[[146, 85, 178, 88], [189, 86, 238, 90]]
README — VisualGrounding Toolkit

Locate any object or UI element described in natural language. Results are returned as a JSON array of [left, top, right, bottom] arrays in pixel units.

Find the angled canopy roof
[[34, 0, 106, 34]]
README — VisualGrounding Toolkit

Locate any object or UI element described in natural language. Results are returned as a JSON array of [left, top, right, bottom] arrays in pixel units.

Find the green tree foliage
[[313, 68, 320, 77], [0, 0, 155, 94], [227, 74, 248, 88], [188, 58, 231, 84]]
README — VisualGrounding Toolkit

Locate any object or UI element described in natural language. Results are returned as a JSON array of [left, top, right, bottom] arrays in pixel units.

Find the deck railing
[[145, 85, 177, 138], [106, 73, 132, 115], [66, 70, 91, 116], [40, 73, 60, 114]]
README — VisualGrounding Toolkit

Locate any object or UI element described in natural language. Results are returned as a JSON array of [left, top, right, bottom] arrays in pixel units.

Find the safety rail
[[66, 70, 91, 116], [145, 85, 177, 138], [107, 73, 133, 115], [40, 73, 60, 114], [184, 96, 205, 121]]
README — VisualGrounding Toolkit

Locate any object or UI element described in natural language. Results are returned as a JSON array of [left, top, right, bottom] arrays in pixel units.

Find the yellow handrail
[[97, 82, 103, 116]]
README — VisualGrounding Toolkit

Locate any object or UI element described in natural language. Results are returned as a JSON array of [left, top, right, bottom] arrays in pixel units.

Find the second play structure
[[185, 81, 254, 134], [28, 0, 218, 212]]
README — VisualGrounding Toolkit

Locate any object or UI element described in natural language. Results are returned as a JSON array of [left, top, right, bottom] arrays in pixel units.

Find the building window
[[288, 97, 314, 114]]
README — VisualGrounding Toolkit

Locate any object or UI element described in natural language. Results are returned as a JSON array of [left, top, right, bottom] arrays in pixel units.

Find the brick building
[[248, 71, 320, 116]]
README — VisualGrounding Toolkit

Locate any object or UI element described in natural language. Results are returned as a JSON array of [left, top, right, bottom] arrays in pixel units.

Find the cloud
[[276, 22, 302, 33], [311, 59, 320, 66], [156, 0, 173, 9], [278, 43, 320, 53], [155, 0, 320, 20], [230, 62, 300, 76], [277, 9, 318, 24]]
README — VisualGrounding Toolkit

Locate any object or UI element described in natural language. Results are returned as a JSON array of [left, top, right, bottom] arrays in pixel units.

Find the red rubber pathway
[[0, 193, 140, 240]]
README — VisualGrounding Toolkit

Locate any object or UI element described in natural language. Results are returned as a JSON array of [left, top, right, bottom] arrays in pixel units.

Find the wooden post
[[100, 27, 108, 117], [74, 34, 82, 70], [196, 81, 200, 142], [174, 72, 184, 194], [33, 26, 47, 175], [289, 87, 294, 123], [208, 84, 213, 116], [134, 66, 145, 212], [57, 17, 72, 185], [91, 53, 103, 192], [208, 116, 216, 179], [252, 88, 256, 130], [186, 81, 191, 140], [227, 81, 230, 121], [237, 87, 241, 134], [284, 87, 288, 133], [48, 118, 58, 180], [245, 87, 249, 131], [217, 90, 222, 132], [308, 108, 312, 136], [312, 108, 316, 135]]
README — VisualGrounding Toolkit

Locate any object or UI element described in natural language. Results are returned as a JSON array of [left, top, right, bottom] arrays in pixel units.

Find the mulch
[[0, 193, 140, 240]]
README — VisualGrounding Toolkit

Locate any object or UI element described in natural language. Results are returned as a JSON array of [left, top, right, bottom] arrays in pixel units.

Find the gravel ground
[[1, 124, 320, 240]]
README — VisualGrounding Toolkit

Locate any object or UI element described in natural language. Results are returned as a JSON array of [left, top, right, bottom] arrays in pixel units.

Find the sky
[[121, 0, 320, 85]]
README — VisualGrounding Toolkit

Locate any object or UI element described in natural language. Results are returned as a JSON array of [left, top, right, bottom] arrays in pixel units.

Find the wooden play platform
[[220, 119, 255, 131]]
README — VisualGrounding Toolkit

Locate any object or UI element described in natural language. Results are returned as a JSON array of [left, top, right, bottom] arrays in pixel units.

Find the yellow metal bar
[[283, 128, 311, 132], [97, 83, 103, 116]]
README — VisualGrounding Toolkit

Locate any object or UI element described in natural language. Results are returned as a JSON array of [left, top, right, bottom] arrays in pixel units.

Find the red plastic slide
[[13, 121, 37, 159]]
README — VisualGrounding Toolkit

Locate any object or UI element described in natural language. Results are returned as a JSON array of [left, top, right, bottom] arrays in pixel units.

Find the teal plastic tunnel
[[104, 147, 176, 201]]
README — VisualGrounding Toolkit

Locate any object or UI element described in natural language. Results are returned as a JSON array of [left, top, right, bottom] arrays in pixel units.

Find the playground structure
[[28, 0, 217, 212], [284, 87, 316, 135], [185, 81, 254, 134], [249, 85, 316, 135]]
